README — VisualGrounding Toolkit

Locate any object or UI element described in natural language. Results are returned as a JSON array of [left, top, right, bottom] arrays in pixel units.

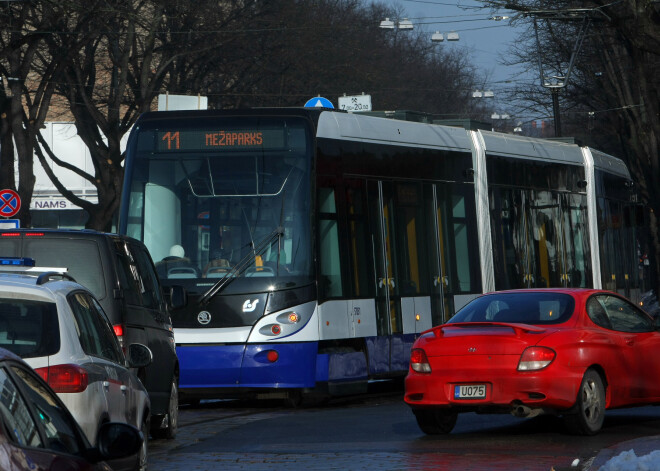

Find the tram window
[[318, 188, 343, 298], [438, 184, 480, 294], [346, 185, 373, 298]]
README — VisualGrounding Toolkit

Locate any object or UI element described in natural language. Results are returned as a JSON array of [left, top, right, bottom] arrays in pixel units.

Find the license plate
[[454, 384, 486, 399]]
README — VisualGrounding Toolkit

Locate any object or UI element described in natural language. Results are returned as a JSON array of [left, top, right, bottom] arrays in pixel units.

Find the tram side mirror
[[577, 180, 588, 189], [168, 285, 187, 309]]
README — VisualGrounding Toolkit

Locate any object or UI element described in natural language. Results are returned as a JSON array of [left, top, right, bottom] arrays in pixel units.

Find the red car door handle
[[625, 337, 635, 346]]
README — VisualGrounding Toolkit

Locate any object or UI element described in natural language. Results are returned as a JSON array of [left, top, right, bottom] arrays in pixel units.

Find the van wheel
[[151, 379, 178, 439]]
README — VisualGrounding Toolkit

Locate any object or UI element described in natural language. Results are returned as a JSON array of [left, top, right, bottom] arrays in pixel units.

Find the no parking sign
[[0, 189, 21, 218]]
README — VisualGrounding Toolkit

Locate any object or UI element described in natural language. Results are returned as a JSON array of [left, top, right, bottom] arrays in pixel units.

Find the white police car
[[0, 257, 151, 471]]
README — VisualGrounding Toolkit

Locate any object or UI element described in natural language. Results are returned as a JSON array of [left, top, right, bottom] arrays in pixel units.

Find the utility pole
[[508, 6, 610, 138]]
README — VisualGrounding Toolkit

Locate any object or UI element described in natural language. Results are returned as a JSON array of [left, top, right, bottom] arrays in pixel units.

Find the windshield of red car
[[449, 292, 575, 325]]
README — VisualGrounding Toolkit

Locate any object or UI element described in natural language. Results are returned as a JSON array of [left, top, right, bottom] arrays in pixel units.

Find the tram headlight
[[277, 311, 300, 324], [259, 324, 283, 336], [251, 302, 316, 341]]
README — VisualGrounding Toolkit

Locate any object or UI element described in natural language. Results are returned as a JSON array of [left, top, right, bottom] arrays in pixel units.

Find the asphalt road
[[149, 391, 660, 471]]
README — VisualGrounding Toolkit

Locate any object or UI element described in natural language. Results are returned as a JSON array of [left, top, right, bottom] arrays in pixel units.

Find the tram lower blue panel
[[177, 342, 318, 390], [315, 352, 368, 383], [239, 342, 318, 388], [365, 333, 417, 375], [178, 345, 244, 388]]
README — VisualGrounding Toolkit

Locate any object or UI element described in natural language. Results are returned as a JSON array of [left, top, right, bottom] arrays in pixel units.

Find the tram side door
[[367, 180, 406, 373]]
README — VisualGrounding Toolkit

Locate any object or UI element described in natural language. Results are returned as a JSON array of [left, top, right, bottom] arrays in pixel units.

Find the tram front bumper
[[177, 342, 318, 395]]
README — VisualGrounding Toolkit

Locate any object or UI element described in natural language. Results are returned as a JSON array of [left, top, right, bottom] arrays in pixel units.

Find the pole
[[551, 88, 561, 137]]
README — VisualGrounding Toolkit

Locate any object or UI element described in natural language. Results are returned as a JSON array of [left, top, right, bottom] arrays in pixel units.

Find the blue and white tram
[[119, 108, 642, 401]]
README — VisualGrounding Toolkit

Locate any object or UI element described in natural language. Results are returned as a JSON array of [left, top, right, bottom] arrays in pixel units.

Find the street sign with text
[[338, 94, 372, 112]]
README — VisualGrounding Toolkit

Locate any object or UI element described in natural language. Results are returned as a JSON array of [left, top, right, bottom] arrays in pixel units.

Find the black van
[[0, 229, 179, 439]]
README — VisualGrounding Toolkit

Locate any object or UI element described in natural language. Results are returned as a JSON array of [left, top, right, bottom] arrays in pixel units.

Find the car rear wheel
[[563, 369, 605, 435], [138, 415, 149, 471], [151, 379, 178, 439], [413, 409, 458, 435]]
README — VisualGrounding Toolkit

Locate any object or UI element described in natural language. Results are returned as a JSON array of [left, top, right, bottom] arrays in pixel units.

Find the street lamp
[[380, 18, 413, 30], [431, 31, 459, 42], [472, 90, 494, 98]]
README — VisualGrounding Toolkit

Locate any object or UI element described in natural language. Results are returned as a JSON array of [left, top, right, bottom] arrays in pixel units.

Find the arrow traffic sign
[[304, 97, 334, 109]]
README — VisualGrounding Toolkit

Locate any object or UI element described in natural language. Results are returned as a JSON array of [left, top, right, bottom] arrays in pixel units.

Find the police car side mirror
[[127, 343, 152, 369], [169, 285, 187, 310]]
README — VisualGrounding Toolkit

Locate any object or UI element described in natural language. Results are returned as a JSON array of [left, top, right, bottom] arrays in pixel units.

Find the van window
[[22, 238, 106, 300], [131, 244, 163, 309], [113, 240, 144, 307], [113, 239, 159, 309]]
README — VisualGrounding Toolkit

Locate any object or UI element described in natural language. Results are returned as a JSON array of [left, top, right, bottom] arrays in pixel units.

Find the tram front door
[[367, 180, 445, 374]]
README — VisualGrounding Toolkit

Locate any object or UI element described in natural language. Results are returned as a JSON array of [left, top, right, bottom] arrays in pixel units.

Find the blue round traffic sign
[[0, 189, 20, 218], [304, 97, 334, 109]]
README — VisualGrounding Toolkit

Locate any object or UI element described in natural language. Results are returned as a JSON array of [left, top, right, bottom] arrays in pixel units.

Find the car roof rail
[[36, 271, 77, 285]]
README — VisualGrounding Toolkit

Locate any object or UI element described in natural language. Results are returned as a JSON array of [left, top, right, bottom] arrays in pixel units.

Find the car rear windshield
[[0, 299, 60, 357], [449, 292, 575, 325], [0, 237, 106, 300]]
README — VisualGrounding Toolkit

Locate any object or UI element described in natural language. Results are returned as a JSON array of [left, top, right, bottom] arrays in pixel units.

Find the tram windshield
[[124, 116, 314, 295]]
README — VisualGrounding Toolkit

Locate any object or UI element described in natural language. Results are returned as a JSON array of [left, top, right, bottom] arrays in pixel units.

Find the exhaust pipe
[[511, 404, 543, 418]]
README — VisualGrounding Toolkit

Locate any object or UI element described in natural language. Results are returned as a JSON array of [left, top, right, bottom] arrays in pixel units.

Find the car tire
[[563, 369, 605, 435], [138, 415, 149, 471], [413, 409, 458, 435], [151, 379, 178, 440]]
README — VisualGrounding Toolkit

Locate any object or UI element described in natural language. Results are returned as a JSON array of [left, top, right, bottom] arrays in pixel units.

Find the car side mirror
[[127, 343, 153, 369], [169, 285, 187, 309], [93, 422, 143, 461]]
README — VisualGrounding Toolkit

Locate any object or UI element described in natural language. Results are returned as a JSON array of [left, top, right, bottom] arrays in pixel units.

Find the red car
[[405, 289, 660, 436]]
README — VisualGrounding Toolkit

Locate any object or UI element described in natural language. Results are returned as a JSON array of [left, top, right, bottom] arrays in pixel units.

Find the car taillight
[[35, 364, 88, 393], [410, 348, 431, 373], [113, 324, 124, 348], [518, 347, 556, 371]]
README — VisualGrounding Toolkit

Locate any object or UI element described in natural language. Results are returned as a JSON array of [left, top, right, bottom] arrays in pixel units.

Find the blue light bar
[[0, 257, 35, 267]]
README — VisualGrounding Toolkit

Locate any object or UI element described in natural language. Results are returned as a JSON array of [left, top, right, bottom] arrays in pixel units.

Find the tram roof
[[588, 148, 630, 179], [477, 129, 585, 165], [316, 111, 474, 153]]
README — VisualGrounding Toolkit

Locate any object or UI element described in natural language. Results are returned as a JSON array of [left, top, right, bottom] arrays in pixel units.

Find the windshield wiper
[[198, 226, 283, 306]]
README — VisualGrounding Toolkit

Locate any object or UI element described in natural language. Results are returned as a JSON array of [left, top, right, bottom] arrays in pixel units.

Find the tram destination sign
[[155, 128, 286, 152]]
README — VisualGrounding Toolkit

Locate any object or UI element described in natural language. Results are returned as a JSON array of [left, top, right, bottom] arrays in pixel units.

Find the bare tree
[[0, 1, 98, 226], [16, 0, 485, 232], [32, 0, 264, 231]]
